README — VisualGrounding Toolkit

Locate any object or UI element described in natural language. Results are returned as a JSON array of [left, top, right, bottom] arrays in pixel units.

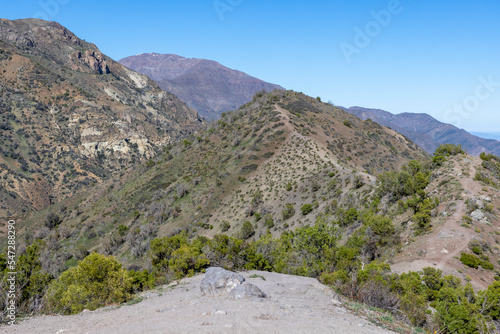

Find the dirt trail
[[391, 156, 498, 289], [3, 271, 395, 334]]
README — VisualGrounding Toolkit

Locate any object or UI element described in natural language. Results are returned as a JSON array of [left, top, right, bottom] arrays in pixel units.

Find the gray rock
[[200, 267, 267, 299], [200, 267, 246, 297], [481, 195, 491, 203], [229, 281, 267, 299], [471, 210, 485, 220], [475, 200, 484, 209]]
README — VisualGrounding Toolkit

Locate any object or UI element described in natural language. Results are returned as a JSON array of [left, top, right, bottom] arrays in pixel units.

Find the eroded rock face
[[200, 267, 266, 299], [70, 50, 110, 74]]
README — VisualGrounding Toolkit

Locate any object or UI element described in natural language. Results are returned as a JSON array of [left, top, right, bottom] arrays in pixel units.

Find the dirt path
[[391, 156, 498, 290], [3, 271, 395, 334]]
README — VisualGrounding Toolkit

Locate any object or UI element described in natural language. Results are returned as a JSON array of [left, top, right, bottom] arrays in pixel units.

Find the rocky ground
[[391, 155, 500, 290], [3, 270, 396, 334]]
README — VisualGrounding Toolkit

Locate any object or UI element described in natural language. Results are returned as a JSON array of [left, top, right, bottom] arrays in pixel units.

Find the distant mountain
[[119, 53, 284, 120], [346, 107, 500, 156], [0, 19, 202, 217], [470, 132, 500, 142]]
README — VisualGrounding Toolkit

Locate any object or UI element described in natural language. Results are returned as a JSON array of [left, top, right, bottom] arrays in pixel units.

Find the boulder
[[200, 267, 245, 296], [470, 210, 485, 221], [200, 267, 266, 299], [229, 281, 267, 299]]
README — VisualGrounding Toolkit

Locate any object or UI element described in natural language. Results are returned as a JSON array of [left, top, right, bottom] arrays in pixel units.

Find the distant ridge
[[470, 132, 500, 142], [346, 106, 500, 156], [119, 53, 284, 120]]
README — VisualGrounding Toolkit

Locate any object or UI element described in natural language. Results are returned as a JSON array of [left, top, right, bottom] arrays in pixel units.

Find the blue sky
[[3, 0, 500, 132]]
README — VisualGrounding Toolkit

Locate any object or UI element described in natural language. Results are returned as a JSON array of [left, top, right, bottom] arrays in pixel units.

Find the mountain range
[[119, 53, 284, 120], [118, 53, 500, 158], [346, 106, 500, 156], [1, 18, 500, 333]]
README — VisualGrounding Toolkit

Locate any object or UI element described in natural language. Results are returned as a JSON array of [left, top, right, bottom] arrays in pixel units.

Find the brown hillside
[[0, 19, 203, 218]]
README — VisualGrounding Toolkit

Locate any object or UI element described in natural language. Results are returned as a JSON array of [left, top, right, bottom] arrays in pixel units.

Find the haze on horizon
[[2, 0, 500, 133]]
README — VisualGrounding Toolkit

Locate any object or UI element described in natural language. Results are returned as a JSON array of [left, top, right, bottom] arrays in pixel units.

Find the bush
[[241, 221, 255, 239], [45, 212, 62, 229], [221, 221, 231, 232], [128, 269, 156, 292], [0, 241, 52, 315], [45, 253, 132, 314], [239, 164, 258, 173], [460, 253, 481, 269], [282, 203, 295, 220], [264, 215, 275, 228], [300, 204, 313, 215], [434, 144, 465, 157], [118, 225, 129, 236]]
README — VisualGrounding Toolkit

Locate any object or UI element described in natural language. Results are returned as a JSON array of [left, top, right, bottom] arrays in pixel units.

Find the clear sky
[[2, 0, 500, 132]]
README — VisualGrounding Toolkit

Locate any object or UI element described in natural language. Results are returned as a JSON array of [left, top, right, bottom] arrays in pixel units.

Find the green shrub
[[221, 221, 231, 232], [477, 281, 500, 320], [45, 253, 132, 314], [460, 253, 481, 269], [434, 284, 489, 334], [264, 215, 275, 228], [0, 241, 53, 314], [149, 232, 209, 278], [481, 261, 494, 270], [343, 119, 352, 127], [434, 144, 464, 157], [128, 269, 156, 291], [472, 246, 482, 255], [241, 221, 255, 239], [282, 203, 295, 220], [300, 204, 313, 215], [118, 225, 129, 236]]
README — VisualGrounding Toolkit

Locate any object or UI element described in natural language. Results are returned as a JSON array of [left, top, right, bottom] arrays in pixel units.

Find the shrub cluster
[[44, 253, 133, 314], [460, 253, 494, 270]]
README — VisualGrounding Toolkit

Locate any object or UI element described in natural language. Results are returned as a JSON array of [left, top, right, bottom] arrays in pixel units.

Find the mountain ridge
[[345, 106, 500, 156], [119, 52, 284, 120]]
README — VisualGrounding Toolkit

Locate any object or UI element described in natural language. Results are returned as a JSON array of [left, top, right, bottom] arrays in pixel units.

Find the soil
[[391, 156, 500, 290], [3, 270, 395, 334]]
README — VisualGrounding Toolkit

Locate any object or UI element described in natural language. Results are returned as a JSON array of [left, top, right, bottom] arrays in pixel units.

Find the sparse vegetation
[[300, 203, 313, 215], [282, 203, 296, 220]]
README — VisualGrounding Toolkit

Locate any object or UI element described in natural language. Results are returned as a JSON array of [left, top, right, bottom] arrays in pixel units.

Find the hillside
[[4, 91, 500, 332], [0, 19, 203, 218], [388, 154, 500, 290], [346, 106, 500, 156], [15, 90, 427, 271], [119, 53, 284, 120]]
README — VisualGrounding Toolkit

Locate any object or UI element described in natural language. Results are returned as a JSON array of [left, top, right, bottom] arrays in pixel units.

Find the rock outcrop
[[200, 267, 267, 299], [70, 50, 110, 74]]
